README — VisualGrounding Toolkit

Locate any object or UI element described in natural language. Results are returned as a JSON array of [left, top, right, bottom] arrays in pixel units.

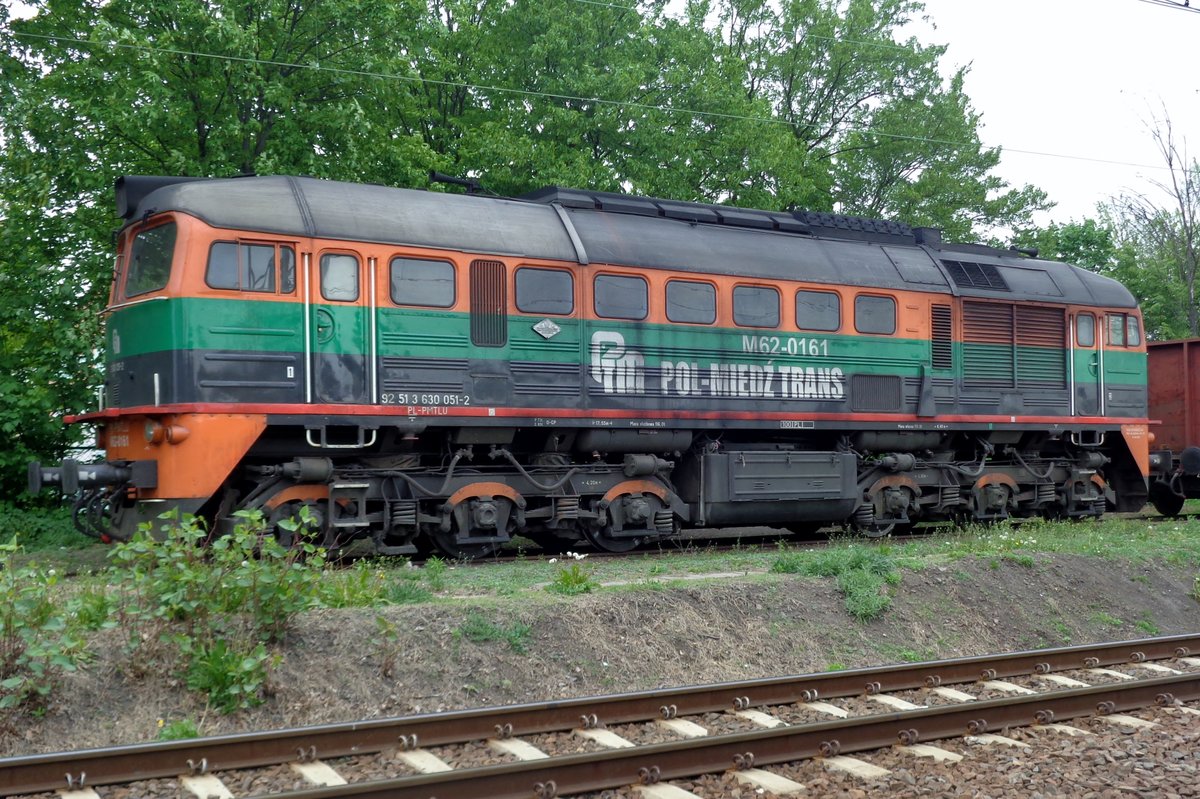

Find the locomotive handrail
[[99, 294, 168, 316]]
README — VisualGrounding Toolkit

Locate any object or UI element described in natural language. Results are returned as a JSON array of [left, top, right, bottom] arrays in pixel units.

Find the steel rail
[[262, 673, 1200, 799], [2, 634, 1197, 795]]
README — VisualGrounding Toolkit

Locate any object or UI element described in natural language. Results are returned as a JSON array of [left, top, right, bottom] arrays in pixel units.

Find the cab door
[[308, 250, 370, 404], [1072, 311, 1102, 416]]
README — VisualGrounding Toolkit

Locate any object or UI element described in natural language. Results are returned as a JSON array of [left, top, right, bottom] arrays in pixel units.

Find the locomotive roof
[[117, 175, 1136, 308]]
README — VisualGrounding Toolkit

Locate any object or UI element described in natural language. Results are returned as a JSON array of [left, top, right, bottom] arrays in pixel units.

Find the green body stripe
[[105, 297, 1147, 388]]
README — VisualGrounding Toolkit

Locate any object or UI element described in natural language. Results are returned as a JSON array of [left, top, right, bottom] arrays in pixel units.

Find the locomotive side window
[[124, 222, 177, 297], [733, 285, 780, 328], [391, 257, 455, 307], [206, 242, 293, 293], [854, 294, 896, 335], [516, 267, 573, 315], [1107, 314, 1126, 346], [320, 253, 359, 301], [795, 290, 840, 332], [1127, 316, 1142, 346], [594, 274, 648, 320], [1106, 313, 1141, 347], [1076, 313, 1095, 347], [279, 248, 296, 293], [666, 280, 716, 324]]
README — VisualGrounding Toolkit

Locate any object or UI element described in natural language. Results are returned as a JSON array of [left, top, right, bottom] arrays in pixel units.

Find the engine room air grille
[[942, 260, 1010, 292], [962, 301, 1014, 386], [1015, 306, 1067, 389], [931, 304, 953, 370], [470, 260, 507, 347], [850, 374, 903, 412], [961, 302, 1067, 390]]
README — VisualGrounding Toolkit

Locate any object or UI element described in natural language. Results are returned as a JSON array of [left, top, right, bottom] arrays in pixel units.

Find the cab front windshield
[[124, 221, 178, 298]]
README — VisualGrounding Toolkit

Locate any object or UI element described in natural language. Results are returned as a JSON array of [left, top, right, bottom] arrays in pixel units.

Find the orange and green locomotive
[[31, 175, 1153, 556]]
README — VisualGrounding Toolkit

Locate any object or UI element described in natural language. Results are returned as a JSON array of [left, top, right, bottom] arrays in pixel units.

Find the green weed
[[374, 616, 402, 678], [771, 543, 898, 621], [837, 569, 891, 621], [456, 612, 531, 654], [1134, 616, 1161, 636], [386, 579, 433, 605], [181, 638, 275, 714], [423, 557, 448, 591], [547, 563, 599, 595], [157, 718, 201, 741]]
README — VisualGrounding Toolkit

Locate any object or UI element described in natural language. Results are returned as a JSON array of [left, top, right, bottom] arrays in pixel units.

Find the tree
[[0, 0, 1054, 497], [0, 0, 442, 497], [1103, 113, 1200, 339]]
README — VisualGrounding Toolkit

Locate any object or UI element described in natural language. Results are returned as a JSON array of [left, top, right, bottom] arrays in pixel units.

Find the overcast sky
[[909, 0, 1200, 225]]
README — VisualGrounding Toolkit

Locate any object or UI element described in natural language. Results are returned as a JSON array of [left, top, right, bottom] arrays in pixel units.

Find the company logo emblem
[[589, 331, 645, 394]]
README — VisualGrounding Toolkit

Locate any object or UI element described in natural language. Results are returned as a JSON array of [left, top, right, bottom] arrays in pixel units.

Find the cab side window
[[1106, 313, 1142, 347], [206, 242, 296, 294], [1076, 314, 1095, 347]]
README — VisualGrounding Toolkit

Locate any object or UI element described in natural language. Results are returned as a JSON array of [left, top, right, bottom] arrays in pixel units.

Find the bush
[[0, 502, 92, 551], [0, 542, 87, 711], [111, 510, 325, 712]]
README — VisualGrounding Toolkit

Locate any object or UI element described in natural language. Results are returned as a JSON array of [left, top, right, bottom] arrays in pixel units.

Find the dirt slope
[[6, 553, 1198, 756]]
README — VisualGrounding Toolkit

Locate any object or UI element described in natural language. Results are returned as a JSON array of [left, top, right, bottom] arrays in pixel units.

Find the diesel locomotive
[[30, 175, 1155, 557]]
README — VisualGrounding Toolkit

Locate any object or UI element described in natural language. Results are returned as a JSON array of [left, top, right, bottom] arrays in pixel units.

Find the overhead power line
[[7, 29, 1173, 174], [1138, 0, 1200, 13]]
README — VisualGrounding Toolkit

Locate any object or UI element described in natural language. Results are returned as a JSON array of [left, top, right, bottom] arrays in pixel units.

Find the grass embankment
[[3, 507, 1199, 721]]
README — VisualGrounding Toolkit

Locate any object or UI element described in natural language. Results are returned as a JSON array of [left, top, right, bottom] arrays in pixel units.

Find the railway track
[[5, 634, 1200, 798], [435, 509, 1191, 566]]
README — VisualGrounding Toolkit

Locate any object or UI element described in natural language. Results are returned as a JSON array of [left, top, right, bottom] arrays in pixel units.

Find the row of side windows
[[204, 247, 895, 335], [391, 261, 895, 335], [1075, 312, 1141, 347]]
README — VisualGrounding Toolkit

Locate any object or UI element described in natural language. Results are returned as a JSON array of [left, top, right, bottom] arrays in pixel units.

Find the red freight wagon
[[1147, 339, 1200, 515]]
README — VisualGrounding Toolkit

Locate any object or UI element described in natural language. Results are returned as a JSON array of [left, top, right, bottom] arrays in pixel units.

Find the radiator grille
[[931, 304, 953, 370], [470, 260, 507, 347], [1015, 306, 1066, 388], [963, 301, 1014, 386], [850, 374, 902, 412]]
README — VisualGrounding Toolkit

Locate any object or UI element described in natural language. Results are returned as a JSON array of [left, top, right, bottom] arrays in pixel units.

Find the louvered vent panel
[[962, 301, 1014, 386], [942, 260, 1011, 291], [931, 304, 953, 370], [850, 374, 903, 412], [470, 260, 507, 347], [1016, 306, 1067, 388]]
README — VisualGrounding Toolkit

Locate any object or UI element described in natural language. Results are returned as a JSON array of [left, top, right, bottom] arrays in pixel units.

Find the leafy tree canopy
[[0, 0, 1050, 496]]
